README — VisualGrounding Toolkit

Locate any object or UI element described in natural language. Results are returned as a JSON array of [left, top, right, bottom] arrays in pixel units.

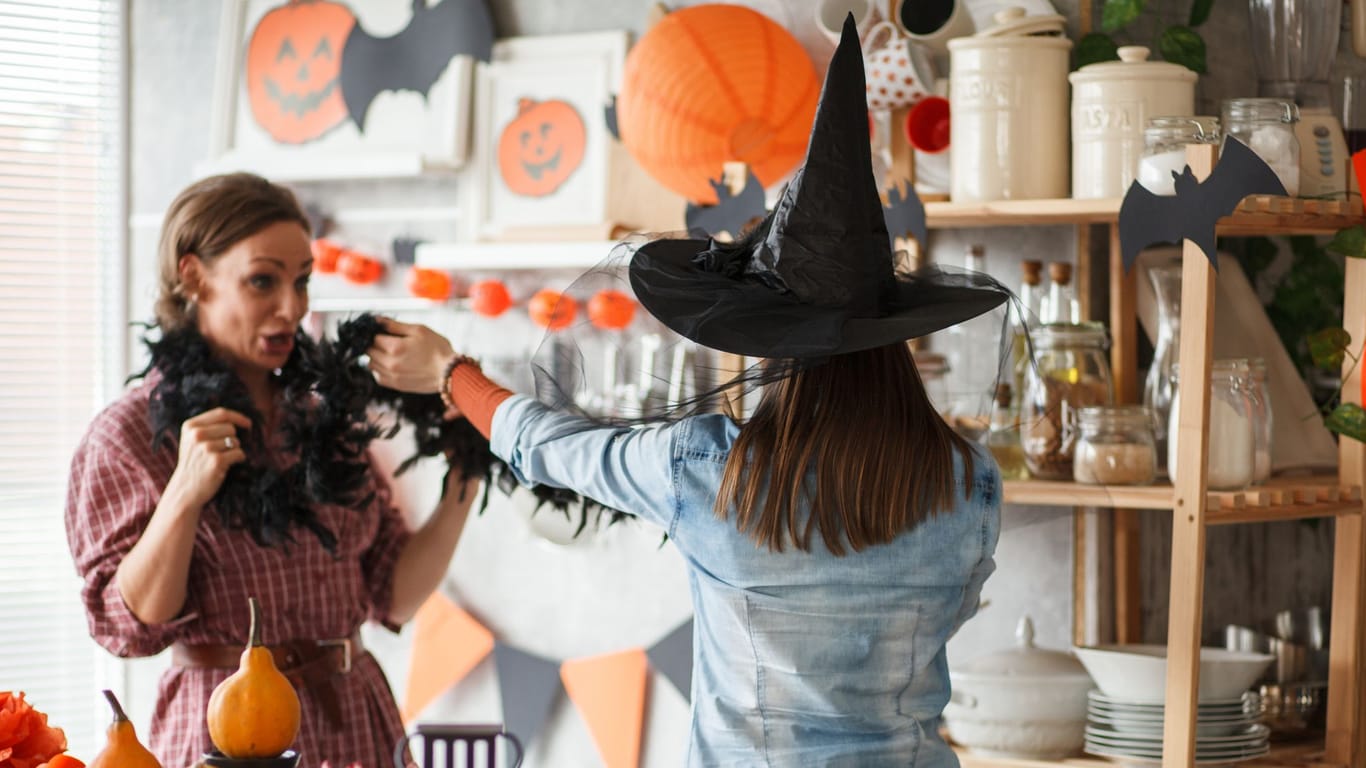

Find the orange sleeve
[[448, 362, 514, 439]]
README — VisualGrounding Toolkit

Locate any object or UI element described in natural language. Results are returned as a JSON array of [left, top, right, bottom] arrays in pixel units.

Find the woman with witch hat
[[369, 15, 1011, 766]]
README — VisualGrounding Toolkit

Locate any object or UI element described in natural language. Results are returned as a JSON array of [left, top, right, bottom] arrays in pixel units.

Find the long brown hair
[[714, 342, 977, 555], [154, 173, 310, 330]]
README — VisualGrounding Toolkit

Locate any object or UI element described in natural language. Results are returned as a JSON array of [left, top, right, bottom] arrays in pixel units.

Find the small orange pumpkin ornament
[[468, 280, 513, 317], [39, 755, 86, 768], [337, 250, 385, 285], [206, 597, 301, 759], [310, 238, 345, 274], [89, 690, 160, 768], [497, 98, 587, 197], [587, 289, 636, 330], [407, 267, 453, 301], [528, 289, 577, 331], [246, 0, 357, 144]]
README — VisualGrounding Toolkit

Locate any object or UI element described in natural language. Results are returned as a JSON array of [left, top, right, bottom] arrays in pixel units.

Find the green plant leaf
[[1158, 25, 1207, 73], [1102, 0, 1144, 32], [1325, 403, 1366, 443], [1308, 328, 1352, 371], [1075, 33, 1121, 69], [1327, 225, 1366, 259], [1188, 0, 1214, 27]]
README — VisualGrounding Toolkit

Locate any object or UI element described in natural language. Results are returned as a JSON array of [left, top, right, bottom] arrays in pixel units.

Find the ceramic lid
[[1070, 46, 1198, 84], [954, 616, 1093, 679], [975, 6, 1068, 37]]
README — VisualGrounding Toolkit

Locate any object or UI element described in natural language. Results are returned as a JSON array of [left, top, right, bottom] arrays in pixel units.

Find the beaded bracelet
[[438, 354, 480, 411]]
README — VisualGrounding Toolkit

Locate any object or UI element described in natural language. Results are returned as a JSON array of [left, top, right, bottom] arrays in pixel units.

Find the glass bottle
[[1011, 260, 1044, 406], [1138, 116, 1221, 196], [1142, 262, 1181, 476], [944, 244, 999, 426], [1248, 357, 1273, 484], [1038, 261, 1080, 324], [1021, 322, 1115, 480], [987, 383, 1029, 480], [1073, 405, 1157, 485], [1167, 358, 1256, 490], [1221, 98, 1301, 196]]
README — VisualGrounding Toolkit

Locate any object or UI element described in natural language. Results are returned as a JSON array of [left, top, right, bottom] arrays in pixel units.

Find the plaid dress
[[66, 374, 412, 768]]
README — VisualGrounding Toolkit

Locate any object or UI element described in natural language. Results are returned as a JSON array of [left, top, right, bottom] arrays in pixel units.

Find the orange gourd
[[206, 597, 301, 759], [89, 690, 160, 768], [616, 4, 819, 204]]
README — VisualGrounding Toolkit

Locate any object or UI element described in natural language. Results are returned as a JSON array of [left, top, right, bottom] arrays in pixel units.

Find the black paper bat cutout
[[604, 94, 620, 141], [391, 237, 423, 266], [883, 182, 927, 252], [1119, 136, 1286, 272], [684, 170, 767, 239], [340, 0, 494, 129]]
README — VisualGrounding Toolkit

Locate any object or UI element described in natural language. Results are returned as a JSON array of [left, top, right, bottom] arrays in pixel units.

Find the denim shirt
[[492, 395, 1002, 767]]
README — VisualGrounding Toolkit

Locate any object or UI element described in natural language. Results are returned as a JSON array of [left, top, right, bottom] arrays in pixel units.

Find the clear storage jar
[[1167, 358, 1257, 490], [1021, 323, 1115, 480], [1073, 406, 1157, 485], [1221, 98, 1300, 196], [1138, 116, 1221, 196], [1248, 357, 1273, 484]]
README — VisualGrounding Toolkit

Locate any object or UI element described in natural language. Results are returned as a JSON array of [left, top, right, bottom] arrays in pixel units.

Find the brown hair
[[154, 173, 310, 329], [714, 342, 977, 556]]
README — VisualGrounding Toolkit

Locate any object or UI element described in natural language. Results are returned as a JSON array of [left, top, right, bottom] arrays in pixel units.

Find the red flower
[[0, 692, 68, 768]]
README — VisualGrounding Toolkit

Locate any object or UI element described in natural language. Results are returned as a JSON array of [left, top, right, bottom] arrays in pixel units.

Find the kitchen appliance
[[1247, 0, 1351, 197]]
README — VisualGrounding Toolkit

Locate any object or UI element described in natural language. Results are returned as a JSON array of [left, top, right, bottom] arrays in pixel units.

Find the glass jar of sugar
[[1138, 116, 1221, 196], [1167, 359, 1257, 490], [1220, 98, 1300, 196], [1073, 405, 1157, 485]]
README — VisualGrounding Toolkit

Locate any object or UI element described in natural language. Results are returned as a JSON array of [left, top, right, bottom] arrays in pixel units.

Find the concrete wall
[[124, 0, 1344, 762]]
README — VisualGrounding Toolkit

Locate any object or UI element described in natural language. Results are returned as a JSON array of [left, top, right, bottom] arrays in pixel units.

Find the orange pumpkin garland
[[497, 98, 588, 197], [616, 4, 819, 204], [528, 289, 577, 330], [245, 0, 357, 144], [337, 250, 385, 285], [407, 267, 453, 301], [587, 289, 636, 330], [468, 280, 513, 317]]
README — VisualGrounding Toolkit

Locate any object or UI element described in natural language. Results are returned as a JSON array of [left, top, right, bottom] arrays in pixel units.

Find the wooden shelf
[[921, 195, 1362, 234], [953, 741, 1341, 767], [1002, 477, 1361, 524]]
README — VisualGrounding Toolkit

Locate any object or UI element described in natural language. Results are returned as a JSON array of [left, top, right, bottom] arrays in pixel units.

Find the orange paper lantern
[[616, 4, 819, 204], [588, 289, 636, 330], [528, 289, 577, 331], [468, 280, 513, 317], [407, 267, 452, 301]]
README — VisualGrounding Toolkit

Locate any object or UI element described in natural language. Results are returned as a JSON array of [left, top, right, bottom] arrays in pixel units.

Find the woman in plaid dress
[[65, 174, 476, 767]]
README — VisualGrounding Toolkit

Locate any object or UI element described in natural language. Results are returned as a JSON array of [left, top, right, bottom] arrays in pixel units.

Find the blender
[[1247, 0, 1352, 197]]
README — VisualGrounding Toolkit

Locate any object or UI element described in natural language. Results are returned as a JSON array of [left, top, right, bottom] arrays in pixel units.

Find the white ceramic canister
[[948, 7, 1072, 202], [1069, 46, 1197, 199]]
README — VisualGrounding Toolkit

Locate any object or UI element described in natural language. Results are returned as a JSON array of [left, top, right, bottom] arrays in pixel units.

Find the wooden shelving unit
[[954, 144, 1366, 768]]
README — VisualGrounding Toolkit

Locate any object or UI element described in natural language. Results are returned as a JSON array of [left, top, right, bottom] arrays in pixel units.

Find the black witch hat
[[628, 13, 1011, 358]]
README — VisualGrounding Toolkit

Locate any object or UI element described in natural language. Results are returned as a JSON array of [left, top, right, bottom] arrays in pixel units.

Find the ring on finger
[[223, 436, 234, 450]]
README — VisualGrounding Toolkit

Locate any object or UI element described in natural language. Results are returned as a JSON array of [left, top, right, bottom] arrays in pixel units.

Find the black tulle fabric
[[138, 315, 623, 553]]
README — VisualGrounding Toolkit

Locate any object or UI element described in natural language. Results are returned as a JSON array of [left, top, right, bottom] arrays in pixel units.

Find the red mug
[[905, 96, 950, 153]]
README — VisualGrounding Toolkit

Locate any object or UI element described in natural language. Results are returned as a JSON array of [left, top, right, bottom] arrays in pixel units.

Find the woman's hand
[[165, 407, 251, 512], [367, 317, 456, 394]]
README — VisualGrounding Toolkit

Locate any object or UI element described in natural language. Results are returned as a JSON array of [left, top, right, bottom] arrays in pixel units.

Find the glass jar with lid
[[1248, 358, 1273, 484], [1167, 358, 1257, 490], [1221, 98, 1300, 196], [1021, 322, 1115, 480], [1137, 116, 1221, 196], [1073, 406, 1157, 485]]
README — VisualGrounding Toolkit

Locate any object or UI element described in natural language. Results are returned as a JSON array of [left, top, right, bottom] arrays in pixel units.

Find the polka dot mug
[[862, 21, 935, 112]]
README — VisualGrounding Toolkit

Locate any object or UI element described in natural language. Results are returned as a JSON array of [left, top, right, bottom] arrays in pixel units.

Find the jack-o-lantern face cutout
[[246, 0, 356, 144], [497, 98, 587, 197]]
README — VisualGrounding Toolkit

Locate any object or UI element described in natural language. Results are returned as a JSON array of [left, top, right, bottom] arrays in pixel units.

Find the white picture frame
[[464, 31, 629, 240], [201, 0, 479, 181]]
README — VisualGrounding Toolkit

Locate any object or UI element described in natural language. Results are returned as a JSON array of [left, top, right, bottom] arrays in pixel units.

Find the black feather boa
[[137, 314, 624, 553]]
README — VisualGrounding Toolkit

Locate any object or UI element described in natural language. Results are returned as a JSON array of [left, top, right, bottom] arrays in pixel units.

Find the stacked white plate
[[1084, 690, 1270, 765]]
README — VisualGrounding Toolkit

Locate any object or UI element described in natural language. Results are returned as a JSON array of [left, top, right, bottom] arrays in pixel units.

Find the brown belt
[[172, 632, 362, 728]]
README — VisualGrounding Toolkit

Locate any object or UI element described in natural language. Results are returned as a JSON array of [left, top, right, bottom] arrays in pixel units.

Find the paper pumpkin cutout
[[616, 4, 819, 204], [561, 649, 648, 768], [246, 0, 357, 144], [497, 98, 588, 197], [401, 594, 494, 722]]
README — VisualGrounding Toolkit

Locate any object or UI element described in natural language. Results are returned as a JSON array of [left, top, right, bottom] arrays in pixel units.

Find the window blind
[[0, 0, 124, 756]]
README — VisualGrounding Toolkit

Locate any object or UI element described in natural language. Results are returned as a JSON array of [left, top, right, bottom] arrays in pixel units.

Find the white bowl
[[1073, 644, 1273, 703]]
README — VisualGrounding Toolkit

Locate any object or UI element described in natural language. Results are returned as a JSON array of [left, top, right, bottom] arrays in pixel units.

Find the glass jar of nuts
[[1021, 322, 1114, 480], [1073, 405, 1157, 485]]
